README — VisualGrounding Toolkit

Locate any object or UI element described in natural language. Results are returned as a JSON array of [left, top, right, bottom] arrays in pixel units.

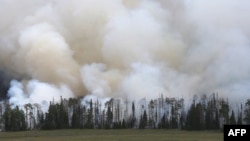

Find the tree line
[[0, 93, 250, 131]]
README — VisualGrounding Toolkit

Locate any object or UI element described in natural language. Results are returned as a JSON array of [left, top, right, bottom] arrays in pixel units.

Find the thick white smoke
[[0, 0, 250, 109], [8, 79, 74, 112]]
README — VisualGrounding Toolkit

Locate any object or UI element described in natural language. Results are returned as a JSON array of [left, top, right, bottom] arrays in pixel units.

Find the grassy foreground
[[0, 129, 223, 141]]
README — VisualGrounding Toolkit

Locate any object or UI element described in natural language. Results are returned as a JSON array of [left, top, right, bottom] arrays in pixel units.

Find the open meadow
[[0, 129, 223, 141]]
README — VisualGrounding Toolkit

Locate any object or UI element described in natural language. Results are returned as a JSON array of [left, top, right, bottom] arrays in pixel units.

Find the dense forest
[[0, 93, 250, 131]]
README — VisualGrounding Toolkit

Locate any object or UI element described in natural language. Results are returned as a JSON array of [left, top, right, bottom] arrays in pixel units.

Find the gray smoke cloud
[[1, 0, 250, 109]]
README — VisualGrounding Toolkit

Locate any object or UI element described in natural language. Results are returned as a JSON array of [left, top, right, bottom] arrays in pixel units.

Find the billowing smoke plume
[[1, 0, 250, 110]]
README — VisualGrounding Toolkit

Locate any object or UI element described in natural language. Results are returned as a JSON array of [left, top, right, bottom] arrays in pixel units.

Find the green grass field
[[0, 129, 223, 141]]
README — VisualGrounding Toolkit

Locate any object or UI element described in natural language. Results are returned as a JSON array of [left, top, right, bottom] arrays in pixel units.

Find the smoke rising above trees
[[0, 0, 250, 113]]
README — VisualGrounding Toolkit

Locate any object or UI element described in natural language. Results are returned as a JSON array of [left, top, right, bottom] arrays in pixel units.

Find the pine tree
[[106, 106, 113, 129], [3, 105, 26, 131], [139, 110, 147, 129], [237, 104, 243, 125], [131, 101, 136, 128], [85, 99, 94, 129], [219, 99, 229, 125], [3, 104, 11, 131], [244, 99, 250, 124], [229, 110, 236, 124]]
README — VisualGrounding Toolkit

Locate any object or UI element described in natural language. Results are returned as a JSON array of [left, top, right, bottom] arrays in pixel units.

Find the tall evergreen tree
[[219, 99, 229, 125], [158, 114, 169, 129], [131, 101, 136, 128], [105, 105, 113, 129], [237, 104, 243, 125], [244, 99, 250, 124], [3, 105, 26, 131], [85, 99, 94, 128], [229, 110, 236, 125], [139, 110, 147, 129]]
